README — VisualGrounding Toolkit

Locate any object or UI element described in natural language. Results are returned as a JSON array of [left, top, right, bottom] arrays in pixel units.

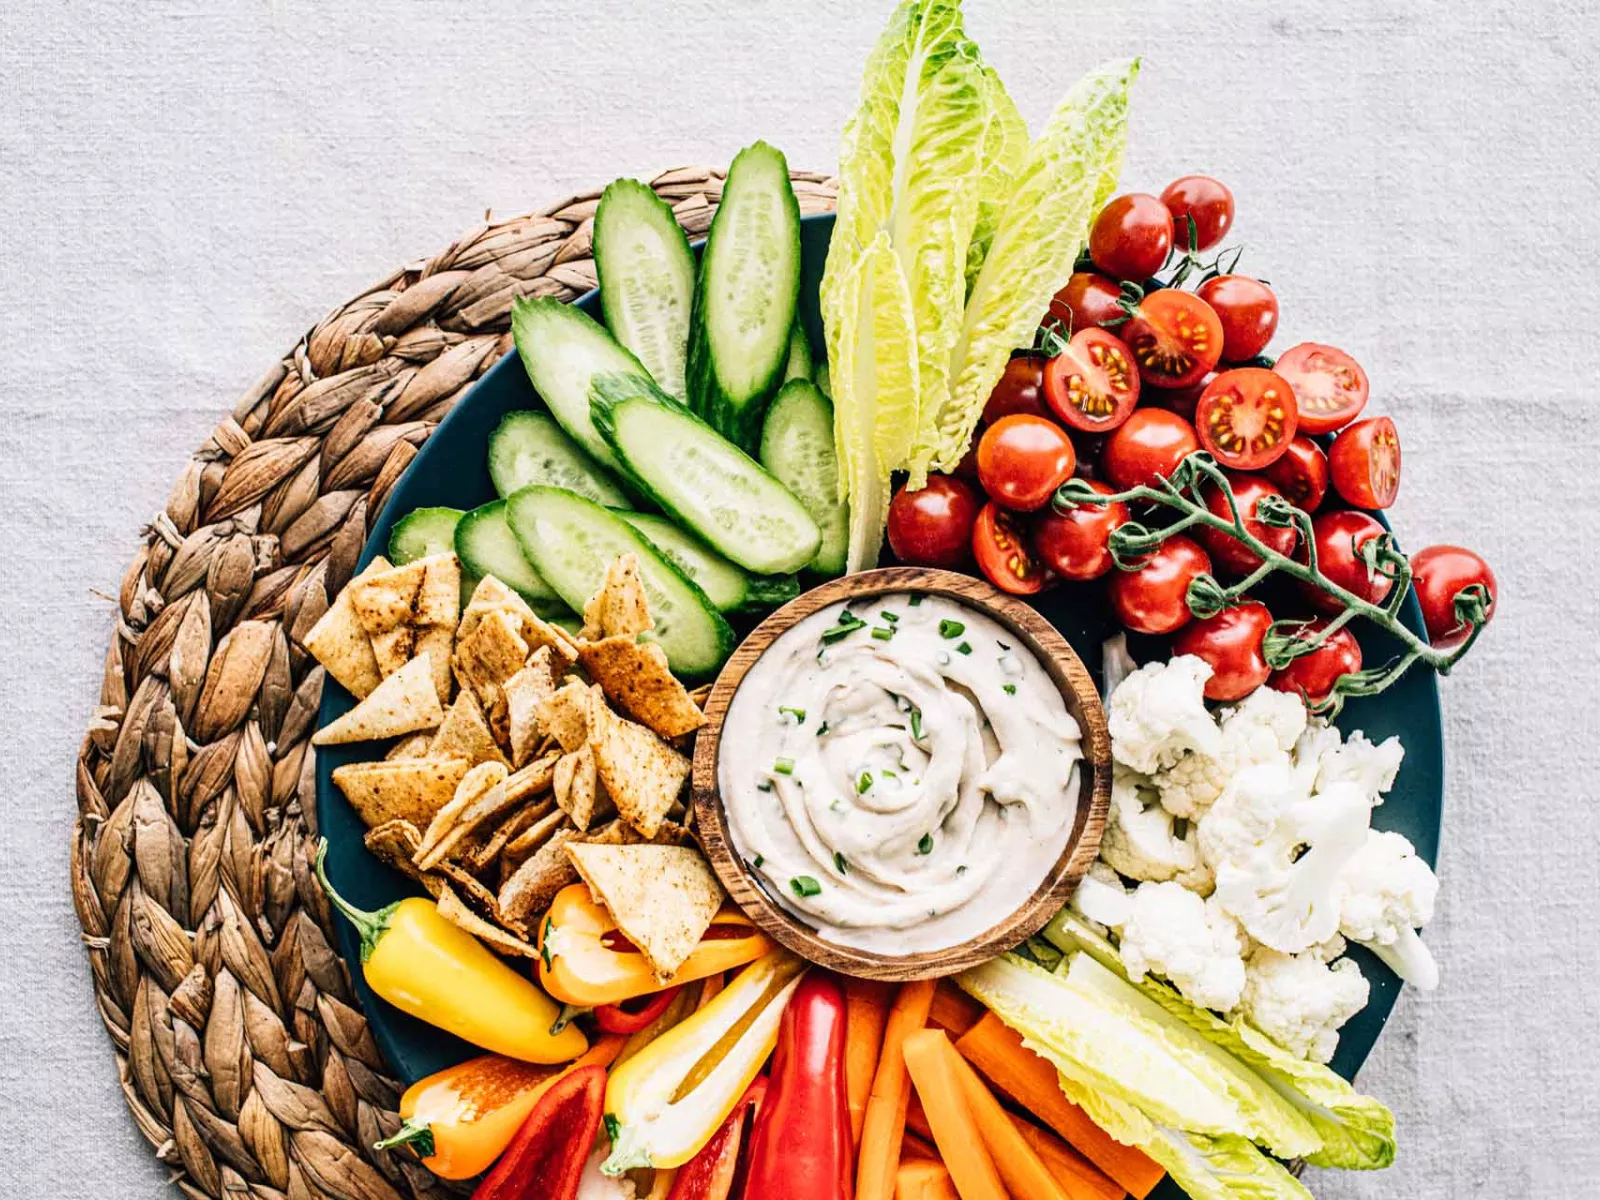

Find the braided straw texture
[[70, 167, 839, 1200]]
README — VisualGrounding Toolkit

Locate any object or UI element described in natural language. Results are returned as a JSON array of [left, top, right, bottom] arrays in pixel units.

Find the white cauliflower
[[1237, 946, 1370, 1063], [1069, 861, 1132, 934], [1118, 881, 1248, 1012], [1154, 686, 1308, 819], [1317, 731, 1405, 805], [1108, 656, 1222, 775], [1100, 766, 1215, 894], [1337, 829, 1440, 990], [1199, 761, 1372, 953], [1291, 720, 1344, 793]]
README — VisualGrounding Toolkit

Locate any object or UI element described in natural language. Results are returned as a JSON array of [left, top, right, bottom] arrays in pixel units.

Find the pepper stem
[[373, 1118, 435, 1159], [313, 839, 398, 963], [600, 1124, 653, 1177]]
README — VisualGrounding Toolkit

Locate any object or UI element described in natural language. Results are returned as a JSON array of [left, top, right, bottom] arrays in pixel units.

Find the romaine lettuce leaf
[[964, 64, 1029, 299]]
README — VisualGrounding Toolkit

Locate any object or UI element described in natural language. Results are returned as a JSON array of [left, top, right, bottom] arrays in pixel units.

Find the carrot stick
[[1013, 1121, 1124, 1200], [845, 978, 894, 1146], [900, 1130, 940, 1164], [896, 1159, 961, 1200], [928, 982, 983, 1037], [946, 1043, 1071, 1200], [902, 1029, 1008, 1200], [856, 979, 936, 1200], [955, 1014, 1163, 1199]]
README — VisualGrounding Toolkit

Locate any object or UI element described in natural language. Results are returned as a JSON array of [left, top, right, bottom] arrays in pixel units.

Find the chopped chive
[[1003, 683, 1017, 695], [752, 854, 764, 868], [956, 641, 973, 655], [774, 757, 795, 776], [882, 768, 898, 779], [757, 780, 774, 793], [857, 772, 873, 793], [816, 720, 830, 737], [997, 640, 1012, 651], [830, 797, 843, 812], [821, 613, 868, 644], [939, 619, 966, 639], [910, 708, 924, 740], [957, 865, 968, 876], [881, 610, 900, 623], [540, 920, 555, 970], [871, 626, 895, 641], [779, 706, 807, 723], [909, 595, 924, 607], [917, 833, 934, 855], [834, 852, 848, 875], [791, 875, 822, 898]]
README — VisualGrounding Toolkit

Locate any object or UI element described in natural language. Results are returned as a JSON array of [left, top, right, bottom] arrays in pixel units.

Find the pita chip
[[587, 687, 690, 839], [461, 576, 578, 665], [505, 648, 560, 767], [454, 607, 529, 715], [467, 798, 555, 873], [435, 883, 538, 957], [385, 732, 436, 760], [430, 690, 510, 768], [332, 756, 470, 829], [302, 558, 388, 698], [537, 680, 592, 754], [313, 653, 444, 745], [566, 843, 724, 981], [581, 553, 654, 641], [553, 745, 613, 832], [497, 823, 581, 929], [363, 819, 428, 884], [504, 752, 559, 805], [415, 624, 456, 704], [413, 554, 462, 627], [579, 636, 706, 739], [415, 761, 512, 870]]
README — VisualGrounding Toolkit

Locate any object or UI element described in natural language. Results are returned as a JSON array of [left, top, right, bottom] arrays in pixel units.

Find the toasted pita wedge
[[415, 761, 512, 870], [503, 805, 572, 869], [587, 687, 689, 839], [364, 819, 428, 882], [580, 553, 654, 641], [505, 648, 560, 766], [302, 560, 387, 698], [536, 680, 592, 753], [566, 843, 724, 981], [553, 745, 614, 832], [460, 576, 579, 665], [414, 624, 455, 704], [467, 798, 556, 873], [435, 883, 538, 957], [504, 752, 559, 805], [497, 824, 580, 930], [385, 732, 436, 760], [332, 757, 469, 829], [430, 690, 510, 768], [349, 558, 426, 630], [454, 606, 528, 714], [579, 636, 705, 739], [414, 554, 462, 627], [313, 654, 444, 745]]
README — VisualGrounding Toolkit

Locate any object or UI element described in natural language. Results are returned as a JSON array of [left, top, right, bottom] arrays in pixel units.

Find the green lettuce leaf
[[964, 64, 1029, 299]]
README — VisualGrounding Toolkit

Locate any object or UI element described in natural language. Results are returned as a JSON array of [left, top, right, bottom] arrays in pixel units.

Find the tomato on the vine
[[1107, 534, 1211, 635], [1273, 342, 1369, 435], [973, 502, 1048, 595], [1263, 435, 1331, 511], [1049, 272, 1125, 334], [1411, 545, 1497, 648], [1101, 408, 1201, 490], [1195, 368, 1298, 470], [1301, 509, 1393, 613], [977, 414, 1076, 511], [1089, 194, 1173, 281], [983, 355, 1048, 425], [1118, 289, 1224, 389], [1032, 481, 1129, 581], [1197, 473, 1298, 576], [1160, 175, 1235, 251], [1043, 328, 1139, 432], [1196, 275, 1278, 362], [1268, 621, 1362, 706], [887, 474, 980, 569], [1173, 600, 1274, 701], [1329, 416, 1401, 509]]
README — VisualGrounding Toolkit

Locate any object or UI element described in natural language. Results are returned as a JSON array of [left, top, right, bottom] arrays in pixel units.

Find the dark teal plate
[[315, 215, 1444, 1118]]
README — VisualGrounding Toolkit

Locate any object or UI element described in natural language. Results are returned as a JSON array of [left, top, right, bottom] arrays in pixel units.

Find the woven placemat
[[70, 167, 839, 1200]]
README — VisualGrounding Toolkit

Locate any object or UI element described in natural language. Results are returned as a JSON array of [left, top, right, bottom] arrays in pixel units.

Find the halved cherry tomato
[[977, 414, 1076, 511], [887, 475, 981, 569], [1049, 272, 1124, 334], [1263, 435, 1330, 511], [983, 355, 1048, 425], [1145, 374, 1211, 421], [1107, 535, 1211, 635], [1173, 600, 1274, 700], [1119, 289, 1224, 389], [1161, 175, 1234, 251], [594, 986, 682, 1034], [1411, 545, 1497, 648], [1195, 368, 1298, 470], [1269, 621, 1362, 705], [1032, 481, 1130, 581], [1329, 416, 1401, 509], [1274, 342, 1368, 435], [1101, 408, 1200, 490], [1301, 509, 1393, 613], [1043, 328, 1140, 432], [973, 502, 1048, 595], [1197, 473, 1298, 576], [1089, 194, 1173, 280], [1196, 275, 1278, 362]]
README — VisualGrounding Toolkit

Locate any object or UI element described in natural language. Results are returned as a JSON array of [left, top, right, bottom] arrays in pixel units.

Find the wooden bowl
[[692, 566, 1112, 981]]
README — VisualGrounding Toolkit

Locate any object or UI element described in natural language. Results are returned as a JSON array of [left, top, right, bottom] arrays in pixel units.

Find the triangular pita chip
[[460, 576, 578, 665], [537, 680, 592, 754], [581, 553, 654, 641], [505, 752, 559, 805], [415, 624, 456, 705], [415, 760, 512, 870], [566, 843, 724, 981], [454, 607, 528, 715], [497, 822, 580, 929], [430, 690, 510, 768], [435, 883, 538, 957], [332, 756, 469, 829], [579, 636, 705, 739], [413, 554, 462, 627], [504, 805, 572, 868], [553, 745, 612, 832], [467, 798, 556, 873], [364, 819, 428, 883], [587, 687, 689, 839], [505, 648, 560, 767], [301, 557, 390, 698], [349, 559, 427, 634], [313, 653, 444, 745], [385, 732, 436, 760]]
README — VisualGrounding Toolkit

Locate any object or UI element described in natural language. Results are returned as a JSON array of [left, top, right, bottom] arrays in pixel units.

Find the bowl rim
[[691, 565, 1113, 981]]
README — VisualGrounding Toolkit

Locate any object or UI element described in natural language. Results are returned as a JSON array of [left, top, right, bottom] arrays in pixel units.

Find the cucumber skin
[[487, 410, 632, 508], [759, 380, 849, 577], [619, 511, 799, 614], [455, 501, 566, 613], [782, 323, 814, 384], [388, 507, 463, 564], [593, 179, 696, 402]]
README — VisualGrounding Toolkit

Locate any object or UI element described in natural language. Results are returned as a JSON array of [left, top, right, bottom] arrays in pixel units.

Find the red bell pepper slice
[[667, 1076, 767, 1200], [741, 972, 853, 1200], [595, 985, 683, 1035], [471, 1063, 605, 1200]]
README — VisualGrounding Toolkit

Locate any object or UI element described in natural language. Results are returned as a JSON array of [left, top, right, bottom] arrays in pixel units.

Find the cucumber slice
[[455, 500, 566, 613], [389, 507, 463, 565], [620, 511, 799, 614], [511, 295, 648, 471], [782, 322, 814, 384], [487, 411, 632, 508], [594, 179, 697, 402], [813, 361, 831, 399], [685, 141, 801, 450], [759, 380, 849, 576], [591, 372, 820, 576], [506, 486, 733, 678]]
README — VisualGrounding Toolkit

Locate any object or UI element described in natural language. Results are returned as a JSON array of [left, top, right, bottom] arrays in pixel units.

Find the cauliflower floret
[[1237, 947, 1370, 1063], [1199, 761, 1372, 953], [1108, 656, 1222, 775], [1118, 881, 1248, 1011], [1069, 862, 1132, 934], [1100, 766, 1215, 894], [1317, 731, 1405, 805], [1154, 687, 1308, 819], [1291, 720, 1344, 793], [1337, 829, 1440, 990]]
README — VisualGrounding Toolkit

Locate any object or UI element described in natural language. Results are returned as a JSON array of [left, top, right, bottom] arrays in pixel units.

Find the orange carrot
[[695, 971, 725, 1010], [947, 1044, 1070, 1200], [846, 978, 895, 1146], [856, 979, 936, 1200], [955, 1014, 1163, 1199], [928, 982, 983, 1037], [902, 1029, 1008, 1200], [900, 1130, 940, 1164], [896, 1159, 961, 1200], [1014, 1121, 1124, 1200]]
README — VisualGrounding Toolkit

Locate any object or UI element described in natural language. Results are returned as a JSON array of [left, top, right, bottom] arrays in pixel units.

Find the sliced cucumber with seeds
[[594, 179, 697, 402], [487, 411, 631, 508], [389, 507, 463, 565], [591, 372, 820, 575], [782, 323, 814, 384], [506, 486, 733, 678], [686, 141, 801, 450], [760, 380, 848, 576], [510, 295, 648, 471], [620, 511, 799, 614], [455, 500, 566, 614]]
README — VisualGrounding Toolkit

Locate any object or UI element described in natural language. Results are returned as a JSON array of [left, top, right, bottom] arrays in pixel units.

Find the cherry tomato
[[1146, 374, 1211, 421], [1049, 272, 1125, 334], [1174, 601, 1274, 700], [983, 355, 1048, 425], [1032, 481, 1130, 581], [977, 415, 1076, 511], [1269, 621, 1362, 706], [1329, 416, 1401, 509], [1196, 275, 1278, 362], [1301, 509, 1393, 613], [1089, 194, 1174, 281], [887, 474, 980, 569], [973, 502, 1048, 595], [1263, 435, 1331, 511], [1274, 342, 1369, 435], [1161, 175, 1235, 251], [1197, 473, 1298, 576], [1195, 368, 1298, 470], [1107, 535, 1211, 635], [1119, 289, 1224, 389], [1102, 408, 1201, 490], [1411, 545, 1497, 649], [951, 439, 980, 482], [1043, 328, 1140, 432]]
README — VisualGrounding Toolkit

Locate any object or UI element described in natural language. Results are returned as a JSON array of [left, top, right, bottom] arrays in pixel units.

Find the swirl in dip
[[718, 591, 1082, 954]]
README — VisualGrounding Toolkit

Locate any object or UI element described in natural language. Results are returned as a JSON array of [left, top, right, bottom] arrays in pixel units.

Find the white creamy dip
[[718, 592, 1082, 953]]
